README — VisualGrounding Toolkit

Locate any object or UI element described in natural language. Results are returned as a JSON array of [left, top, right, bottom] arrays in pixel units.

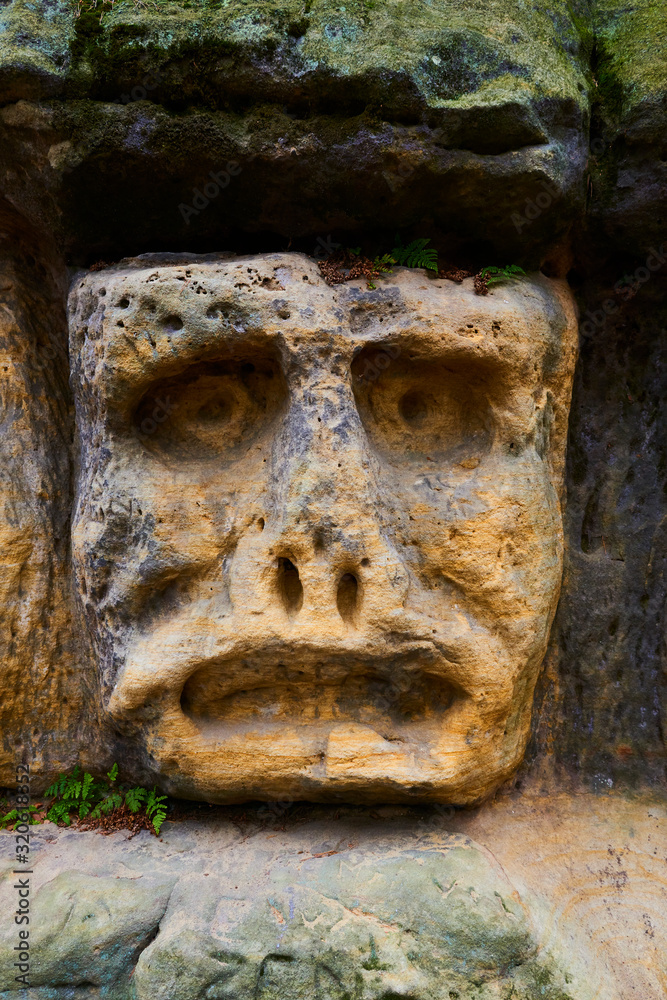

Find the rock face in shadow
[[588, 0, 667, 256], [0, 0, 593, 259]]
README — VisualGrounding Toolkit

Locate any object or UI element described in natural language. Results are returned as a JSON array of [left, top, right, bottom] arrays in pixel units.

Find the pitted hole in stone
[[206, 303, 232, 320], [337, 572, 359, 624], [118, 297, 130, 308], [257, 517, 265, 532], [163, 314, 183, 332], [399, 390, 428, 425], [361, 557, 370, 567], [277, 558, 303, 616]]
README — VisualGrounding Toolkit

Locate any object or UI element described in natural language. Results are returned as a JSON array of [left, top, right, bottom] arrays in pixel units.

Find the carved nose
[[255, 402, 409, 629], [274, 554, 362, 625], [227, 380, 411, 631]]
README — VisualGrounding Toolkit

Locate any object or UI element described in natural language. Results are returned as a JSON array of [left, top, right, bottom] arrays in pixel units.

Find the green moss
[[595, 0, 667, 97], [58, 0, 591, 116]]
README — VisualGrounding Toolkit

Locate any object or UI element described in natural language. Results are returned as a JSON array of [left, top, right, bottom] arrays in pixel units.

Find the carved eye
[[134, 357, 285, 462], [351, 347, 493, 464]]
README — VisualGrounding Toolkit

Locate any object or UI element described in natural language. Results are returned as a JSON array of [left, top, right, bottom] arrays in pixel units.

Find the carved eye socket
[[134, 357, 285, 462], [352, 347, 493, 464]]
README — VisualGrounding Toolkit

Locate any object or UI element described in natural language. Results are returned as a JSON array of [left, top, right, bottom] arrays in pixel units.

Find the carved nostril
[[337, 572, 359, 624], [277, 557, 303, 616]]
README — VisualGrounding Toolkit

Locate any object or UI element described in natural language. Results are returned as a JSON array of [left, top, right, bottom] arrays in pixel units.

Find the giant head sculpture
[[68, 253, 577, 804]]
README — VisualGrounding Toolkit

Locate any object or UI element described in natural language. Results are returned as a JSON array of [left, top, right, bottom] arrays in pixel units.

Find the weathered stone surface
[[1, 790, 664, 999], [586, 0, 667, 254], [0, 869, 175, 994], [66, 252, 577, 804], [530, 270, 667, 789], [0, 214, 89, 782], [0, 1, 74, 102], [133, 848, 562, 1000], [0, 0, 593, 260]]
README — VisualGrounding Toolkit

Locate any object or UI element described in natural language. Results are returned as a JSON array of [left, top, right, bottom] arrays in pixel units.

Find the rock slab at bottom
[[0, 841, 575, 1000]]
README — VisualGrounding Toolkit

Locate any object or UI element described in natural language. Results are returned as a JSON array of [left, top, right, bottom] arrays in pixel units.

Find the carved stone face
[[69, 253, 577, 804]]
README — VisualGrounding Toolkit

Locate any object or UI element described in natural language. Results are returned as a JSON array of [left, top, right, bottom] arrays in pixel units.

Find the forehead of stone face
[[68, 252, 576, 418]]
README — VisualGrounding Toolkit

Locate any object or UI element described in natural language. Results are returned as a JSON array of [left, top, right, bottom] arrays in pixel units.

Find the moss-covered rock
[[588, 1, 667, 253], [133, 845, 576, 1000], [0, 1, 594, 260], [0, 1, 75, 101]]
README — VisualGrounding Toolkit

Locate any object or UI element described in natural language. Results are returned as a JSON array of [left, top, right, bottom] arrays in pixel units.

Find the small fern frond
[[372, 253, 395, 274], [146, 788, 168, 835], [481, 264, 526, 286], [125, 787, 147, 813], [391, 238, 438, 271], [0, 809, 18, 829], [45, 773, 67, 799], [47, 801, 72, 826], [101, 792, 123, 814], [82, 772, 95, 802], [107, 763, 119, 783]]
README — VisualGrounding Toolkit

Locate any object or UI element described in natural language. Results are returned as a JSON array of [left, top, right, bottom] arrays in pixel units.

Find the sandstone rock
[[0, 869, 175, 995], [0, 1, 593, 259], [0, 818, 584, 1000], [66, 252, 577, 804], [588, 0, 667, 254], [134, 846, 571, 1000], [0, 216, 89, 785]]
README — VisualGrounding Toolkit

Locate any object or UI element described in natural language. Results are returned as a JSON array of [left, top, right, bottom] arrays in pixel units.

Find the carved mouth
[[180, 651, 459, 736]]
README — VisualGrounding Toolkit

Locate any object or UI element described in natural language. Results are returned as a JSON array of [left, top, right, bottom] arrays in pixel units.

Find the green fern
[[0, 805, 41, 830], [47, 800, 74, 826], [146, 788, 168, 835], [43, 763, 169, 835], [372, 253, 395, 274], [391, 237, 438, 272], [90, 791, 123, 819], [125, 787, 147, 813], [480, 264, 526, 286]]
